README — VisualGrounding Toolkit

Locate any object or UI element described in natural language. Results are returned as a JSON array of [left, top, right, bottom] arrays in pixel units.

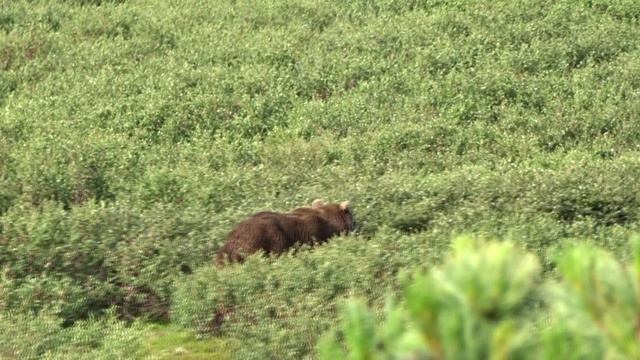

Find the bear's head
[[311, 199, 356, 234]]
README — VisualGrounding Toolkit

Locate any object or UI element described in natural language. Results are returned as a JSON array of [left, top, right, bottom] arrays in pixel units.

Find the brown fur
[[216, 200, 355, 265]]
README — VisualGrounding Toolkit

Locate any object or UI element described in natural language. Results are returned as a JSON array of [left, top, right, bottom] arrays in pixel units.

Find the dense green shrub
[[319, 236, 640, 359], [0, 201, 223, 323], [542, 237, 640, 358], [173, 234, 396, 360], [0, 309, 141, 360]]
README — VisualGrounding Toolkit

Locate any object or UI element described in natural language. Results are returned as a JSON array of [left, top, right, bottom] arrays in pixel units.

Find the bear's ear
[[339, 201, 351, 210], [312, 199, 326, 208]]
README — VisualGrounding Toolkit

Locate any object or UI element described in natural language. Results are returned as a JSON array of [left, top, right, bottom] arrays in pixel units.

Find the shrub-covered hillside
[[1, 0, 640, 358]]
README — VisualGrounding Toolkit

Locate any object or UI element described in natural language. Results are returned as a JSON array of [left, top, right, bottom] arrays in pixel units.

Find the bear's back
[[216, 200, 354, 265]]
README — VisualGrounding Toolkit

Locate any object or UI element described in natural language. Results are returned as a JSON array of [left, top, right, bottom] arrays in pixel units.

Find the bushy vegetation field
[[1, 0, 640, 358]]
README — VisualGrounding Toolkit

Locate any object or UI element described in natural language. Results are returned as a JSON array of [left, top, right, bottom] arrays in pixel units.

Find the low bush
[[0, 201, 222, 323], [319, 236, 640, 359], [0, 308, 141, 360]]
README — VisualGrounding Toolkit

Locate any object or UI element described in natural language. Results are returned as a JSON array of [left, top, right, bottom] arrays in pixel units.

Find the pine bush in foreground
[[319, 236, 640, 359]]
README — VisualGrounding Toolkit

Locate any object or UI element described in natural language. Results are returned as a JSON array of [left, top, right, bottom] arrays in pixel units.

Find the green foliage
[[0, 309, 141, 360], [319, 237, 640, 360], [1, 0, 640, 358], [542, 236, 640, 359], [137, 324, 231, 360], [404, 238, 539, 359], [317, 296, 430, 360], [172, 234, 407, 360], [0, 200, 222, 323], [319, 237, 539, 359]]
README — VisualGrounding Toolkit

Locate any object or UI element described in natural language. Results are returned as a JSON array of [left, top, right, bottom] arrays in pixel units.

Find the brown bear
[[216, 199, 355, 265]]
